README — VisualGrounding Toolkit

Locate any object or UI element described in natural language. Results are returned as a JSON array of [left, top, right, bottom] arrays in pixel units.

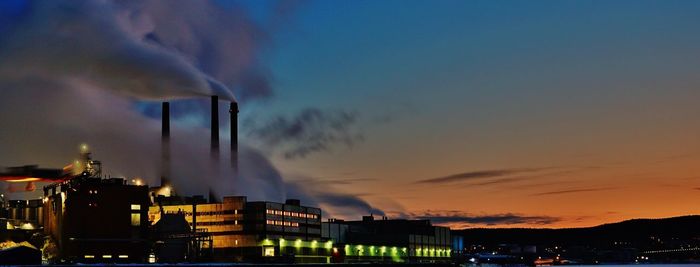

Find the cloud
[[246, 108, 363, 159], [416, 168, 548, 184], [408, 210, 561, 228], [530, 187, 618, 196], [0, 0, 235, 101]]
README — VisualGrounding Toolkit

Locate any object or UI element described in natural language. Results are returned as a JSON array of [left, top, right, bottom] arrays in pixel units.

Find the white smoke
[[0, 0, 235, 101]]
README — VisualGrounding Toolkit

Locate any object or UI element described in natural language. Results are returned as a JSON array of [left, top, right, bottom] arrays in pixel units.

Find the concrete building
[[322, 216, 452, 263], [42, 175, 151, 263], [149, 197, 331, 263]]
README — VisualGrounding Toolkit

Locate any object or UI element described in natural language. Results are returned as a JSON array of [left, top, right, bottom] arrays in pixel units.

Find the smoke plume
[[0, 0, 377, 219]]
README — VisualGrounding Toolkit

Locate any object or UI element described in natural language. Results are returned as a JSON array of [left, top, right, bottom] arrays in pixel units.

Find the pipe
[[230, 102, 238, 171], [161, 102, 170, 187]]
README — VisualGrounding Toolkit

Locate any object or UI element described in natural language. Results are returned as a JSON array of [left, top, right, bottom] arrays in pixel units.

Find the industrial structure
[[149, 197, 331, 263], [0, 95, 458, 264], [322, 216, 452, 263]]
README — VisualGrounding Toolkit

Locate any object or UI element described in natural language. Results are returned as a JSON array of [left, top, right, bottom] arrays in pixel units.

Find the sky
[[2, 0, 700, 228]]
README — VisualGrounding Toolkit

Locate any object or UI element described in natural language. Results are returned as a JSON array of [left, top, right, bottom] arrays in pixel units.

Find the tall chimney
[[161, 102, 170, 187], [211, 95, 220, 158], [230, 102, 239, 172]]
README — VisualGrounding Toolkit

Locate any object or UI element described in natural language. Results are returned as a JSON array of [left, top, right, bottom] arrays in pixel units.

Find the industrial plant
[[0, 97, 455, 265]]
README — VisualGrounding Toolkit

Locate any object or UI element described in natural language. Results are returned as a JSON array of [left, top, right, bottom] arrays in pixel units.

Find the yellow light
[[84, 255, 95, 259], [118, 255, 129, 259], [102, 255, 112, 258]]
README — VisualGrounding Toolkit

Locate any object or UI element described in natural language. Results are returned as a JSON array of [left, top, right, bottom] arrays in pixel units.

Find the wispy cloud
[[416, 168, 549, 184], [531, 187, 618, 196], [246, 108, 363, 159], [407, 210, 560, 228]]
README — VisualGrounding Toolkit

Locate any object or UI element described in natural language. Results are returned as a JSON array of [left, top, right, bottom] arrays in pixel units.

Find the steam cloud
[[0, 0, 378, 219], [0, 0, 235, 101], [246, 108, 363, 159]]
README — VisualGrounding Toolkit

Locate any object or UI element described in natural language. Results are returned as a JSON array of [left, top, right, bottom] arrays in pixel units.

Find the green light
[[311, 240, 317, 248], [295, 239, 302, 248], [325, 240, 333, 249]]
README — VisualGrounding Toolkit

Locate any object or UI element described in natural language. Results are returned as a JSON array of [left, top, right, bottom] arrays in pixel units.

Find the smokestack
[[230, 102, 238, 172], [161, 102, 170, 187], [211, 95, 220, 158]]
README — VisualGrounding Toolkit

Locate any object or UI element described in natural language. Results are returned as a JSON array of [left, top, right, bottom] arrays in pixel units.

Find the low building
[[322, 216, 452, 263], [149, 197, 332, 263], [42, 175, 150, 263]]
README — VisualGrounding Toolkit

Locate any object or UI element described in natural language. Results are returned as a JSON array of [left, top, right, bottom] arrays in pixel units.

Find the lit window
[[102, 255, 112, 259], [264, 247, 275, 257], [130, 204, 140, 211], [84, 255, 95, 259], [118, 255, 128, 259], [131, 214, 141, 226]]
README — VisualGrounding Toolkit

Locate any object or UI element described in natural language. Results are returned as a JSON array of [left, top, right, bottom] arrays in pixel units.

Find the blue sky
[[239, 0, 700, 226]]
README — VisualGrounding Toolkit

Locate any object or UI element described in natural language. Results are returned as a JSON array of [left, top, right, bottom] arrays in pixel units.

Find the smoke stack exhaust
[[211, 95, 220, 158], [230, 102, 238, 172], [161, 102, 170, 187]]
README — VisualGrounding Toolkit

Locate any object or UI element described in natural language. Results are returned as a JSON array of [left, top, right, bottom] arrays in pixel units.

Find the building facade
[[42, 175, 150, 263], [322, 216, 452, 263], [149, 197, 332, 263]]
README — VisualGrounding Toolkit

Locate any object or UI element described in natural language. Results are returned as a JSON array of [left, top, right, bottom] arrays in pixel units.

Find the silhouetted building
[[322, 216, 451, 263], [43, 175, 150, 263]]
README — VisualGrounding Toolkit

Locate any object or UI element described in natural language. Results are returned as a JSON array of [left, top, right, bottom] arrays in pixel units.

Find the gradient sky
[[2, 0, 700, 229], [243, 0, 700, 228]]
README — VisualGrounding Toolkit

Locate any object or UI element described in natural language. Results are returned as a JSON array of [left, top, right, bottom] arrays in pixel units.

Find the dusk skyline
[[2, 0, 700, 229]]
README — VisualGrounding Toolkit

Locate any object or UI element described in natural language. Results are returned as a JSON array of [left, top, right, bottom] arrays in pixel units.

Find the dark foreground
[[27, 264, 455, 267]]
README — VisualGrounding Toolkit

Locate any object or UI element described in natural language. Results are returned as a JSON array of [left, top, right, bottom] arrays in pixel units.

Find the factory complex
[[0, 97, 453, 264]]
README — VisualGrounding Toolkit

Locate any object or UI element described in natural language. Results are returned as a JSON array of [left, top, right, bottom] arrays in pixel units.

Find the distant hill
[[453, 215, 700, 247]]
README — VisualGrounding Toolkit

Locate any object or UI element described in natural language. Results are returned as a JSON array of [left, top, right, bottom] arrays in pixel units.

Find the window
[[130, 204, 140, 211], [263, 247, 275, 257], [131, 213, 141, 226]]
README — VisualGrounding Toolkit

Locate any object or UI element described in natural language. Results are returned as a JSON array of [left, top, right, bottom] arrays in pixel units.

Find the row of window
[[266, 219, 299, 227], [265, 209, 318, 219], [195, 220, 238, 226], [84, 255, 129, 259]]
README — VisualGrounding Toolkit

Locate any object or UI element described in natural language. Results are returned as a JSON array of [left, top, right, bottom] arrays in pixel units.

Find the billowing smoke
[[0, 0, 379, 219], [245, 108, 363, 159], [0, 0, 234, 101]]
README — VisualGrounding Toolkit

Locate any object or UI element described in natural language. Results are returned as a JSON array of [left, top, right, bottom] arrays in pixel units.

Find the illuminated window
[[263, 247, 275, 257], [130, 204, 140, 211], [131, 214, 141, 226], [84, 255, 95, 259], [118, 255, 128, 259], [102, 255, 112, 258]]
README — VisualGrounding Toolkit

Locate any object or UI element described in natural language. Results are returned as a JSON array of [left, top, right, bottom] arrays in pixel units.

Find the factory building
[[149, 197, 331, 263], [5, 199, 43, 230], [42, 174, 151, 263], [322, 216, 452, 263]]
